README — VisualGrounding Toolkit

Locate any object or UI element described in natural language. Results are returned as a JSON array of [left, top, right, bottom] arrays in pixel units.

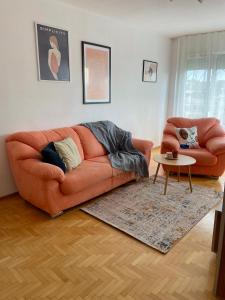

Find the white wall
[[0, 0, 171, 197]]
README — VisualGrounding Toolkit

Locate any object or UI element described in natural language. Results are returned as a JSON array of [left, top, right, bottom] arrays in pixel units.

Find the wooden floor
[[0, 149, 224, 300]]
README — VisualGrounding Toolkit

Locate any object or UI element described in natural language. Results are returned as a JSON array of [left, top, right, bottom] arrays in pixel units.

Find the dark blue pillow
[[180, 144, 190, 149], [41, 142, 66, 173]]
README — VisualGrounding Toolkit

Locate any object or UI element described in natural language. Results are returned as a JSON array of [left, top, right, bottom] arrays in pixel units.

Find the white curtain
[[172, 31, 225, 127]]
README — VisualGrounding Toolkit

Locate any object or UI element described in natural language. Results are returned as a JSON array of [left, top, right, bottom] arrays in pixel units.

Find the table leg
[[153, 163, 160, 184], [177, 166, 180, 182], [188, 166, 193, 193], [164, 168, 170, 195]]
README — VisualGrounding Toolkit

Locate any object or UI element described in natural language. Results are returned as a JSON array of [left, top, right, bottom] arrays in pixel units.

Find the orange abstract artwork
[[82, 42, 111, 104]]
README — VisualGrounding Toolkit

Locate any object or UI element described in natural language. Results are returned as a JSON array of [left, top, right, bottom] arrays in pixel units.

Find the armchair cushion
[[206, 136, 225, 156], [179, 148, 217, 166]]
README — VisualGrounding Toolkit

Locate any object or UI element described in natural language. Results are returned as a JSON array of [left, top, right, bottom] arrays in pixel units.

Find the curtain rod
[[173, 29, 225, 40]]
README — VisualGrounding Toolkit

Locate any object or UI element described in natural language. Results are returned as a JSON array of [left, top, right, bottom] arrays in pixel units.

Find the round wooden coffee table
[[153, 154, 196, 195]]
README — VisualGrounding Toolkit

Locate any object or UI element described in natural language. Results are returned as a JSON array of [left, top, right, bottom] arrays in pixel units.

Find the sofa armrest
[[206, 136, 225, 156], [161, 134, 180, 151], [6, 140, 41, 161], [19, 158, 65, 183], [132, 138, 153, 164]]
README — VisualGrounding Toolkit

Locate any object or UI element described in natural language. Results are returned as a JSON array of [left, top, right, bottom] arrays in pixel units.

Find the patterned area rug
[[80, 177, 222, 253]]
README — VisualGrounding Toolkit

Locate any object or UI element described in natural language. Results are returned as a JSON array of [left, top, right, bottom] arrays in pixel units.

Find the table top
[[153, 154, 196, 166]]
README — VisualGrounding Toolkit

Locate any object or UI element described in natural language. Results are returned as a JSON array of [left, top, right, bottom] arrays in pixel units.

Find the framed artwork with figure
[[142, 60, 158, 83], [35, 23, 70, 81], [82, 41, 111, 104]]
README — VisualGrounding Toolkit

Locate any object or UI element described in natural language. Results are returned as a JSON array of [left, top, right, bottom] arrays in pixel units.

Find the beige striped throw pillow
[[54, 137, 82, 171]]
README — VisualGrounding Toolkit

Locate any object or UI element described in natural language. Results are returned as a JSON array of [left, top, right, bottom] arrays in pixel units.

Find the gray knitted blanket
[[81, 121, 149, 177]]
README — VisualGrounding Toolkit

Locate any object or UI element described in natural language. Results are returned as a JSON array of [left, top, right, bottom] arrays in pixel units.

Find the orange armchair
[[161, 117, 225, 177]]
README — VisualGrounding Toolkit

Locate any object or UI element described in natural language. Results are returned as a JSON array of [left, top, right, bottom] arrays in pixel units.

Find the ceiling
[[58, 0, 225, 37]]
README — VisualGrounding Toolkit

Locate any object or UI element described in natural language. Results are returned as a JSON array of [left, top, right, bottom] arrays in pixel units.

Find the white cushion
[[54, 137, 81, 171], [175, 126, 200, 149]]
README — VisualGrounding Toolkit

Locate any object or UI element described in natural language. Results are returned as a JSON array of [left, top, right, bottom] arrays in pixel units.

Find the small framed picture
[[35, 23, 70, 81], [82, 41, 111, 104], [142, 60, 158, 83]]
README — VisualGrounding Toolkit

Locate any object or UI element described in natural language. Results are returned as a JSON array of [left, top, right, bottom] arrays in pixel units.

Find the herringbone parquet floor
[[0, 149, 224, 300]]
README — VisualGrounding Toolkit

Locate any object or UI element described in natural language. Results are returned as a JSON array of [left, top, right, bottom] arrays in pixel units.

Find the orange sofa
[[161, 117, 225, 177], [6, 125, 153, 217]]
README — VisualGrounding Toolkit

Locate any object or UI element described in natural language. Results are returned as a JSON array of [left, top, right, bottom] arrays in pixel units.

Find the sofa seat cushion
[[60, 160, 113, 195], [88, 155, 110, 164], [88, 156, 127, 177], [179, 148, 217, 166]]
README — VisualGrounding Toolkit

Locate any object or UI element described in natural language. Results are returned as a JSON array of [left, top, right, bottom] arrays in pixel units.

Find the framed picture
[[35, 23, 70, 81], [142, 60, 158, 83], [82, 41, 111, 104]]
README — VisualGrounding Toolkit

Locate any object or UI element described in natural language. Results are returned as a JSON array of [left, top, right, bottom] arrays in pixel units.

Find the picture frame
[[82, 41, 111, 104], [142, 60, 158, 83], [35, 22, 70, 81]]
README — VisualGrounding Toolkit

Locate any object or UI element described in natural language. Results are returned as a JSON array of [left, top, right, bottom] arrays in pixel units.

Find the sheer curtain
[[172, 31, 225, 127]]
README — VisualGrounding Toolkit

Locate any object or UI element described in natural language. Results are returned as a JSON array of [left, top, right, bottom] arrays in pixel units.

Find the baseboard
[[0, 192, 19, 201]]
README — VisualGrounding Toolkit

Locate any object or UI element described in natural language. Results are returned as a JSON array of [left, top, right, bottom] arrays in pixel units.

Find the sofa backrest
[[73, 125, 107, 159], [164, 117, 225, 146], [6, 127, 84, 161]]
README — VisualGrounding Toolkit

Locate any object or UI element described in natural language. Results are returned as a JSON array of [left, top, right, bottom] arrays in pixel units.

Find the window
[[173, 32, 225, 128], [182, 55, 225, 126]]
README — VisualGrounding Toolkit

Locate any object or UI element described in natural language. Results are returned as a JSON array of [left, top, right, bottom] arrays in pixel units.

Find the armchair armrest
[[19, 158, 65, 183], [161, 134, 180, 151], [132, 138, 153, 164], [206, 136, 225, 156]]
